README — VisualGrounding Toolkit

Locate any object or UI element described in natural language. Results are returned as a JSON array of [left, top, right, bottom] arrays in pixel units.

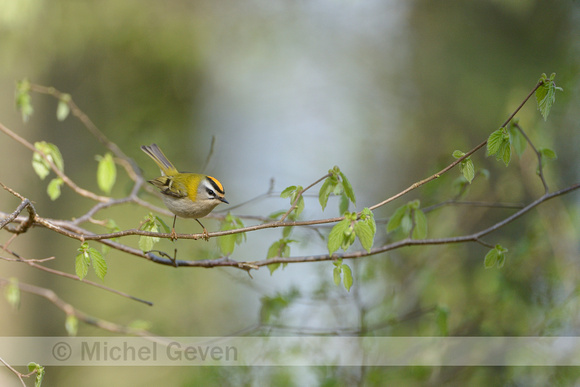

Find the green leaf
[[56, 94, 71, 121], [509, 126, 527, 157], [486, 129, 504, 157], [539, 147, 557, 160], [536, 75, 562, 121], [537, 148, 557, 174], [32, 141, 64, 180], [4, 277, 20, 309], [461, 158, 475, 184], [47, 178, 64, 200], [154, 216, 171, 234], [341, 264, 353, 291], [484, 245, 508, 268], [219, 233, 237, 256], [280, 185, 297, 198], [412, 209, 428, 239], [338, 193, 350, 215], [27, 362, 45, 387], [333, 265, 342, 286], [15, 79, 33, 122], [318, 177, 336, 211], [218, 213, 246, 256], [354, 220, 374, 252], [387, 204, 409, 233], [89, 247, 107, 280], [260, 290, 299, 324], [75, 244, 91, 280], [32, 152, 50, 180], [294, 195, 305, 217], [139, 214, 160, 251], [268, 262, 281, 275], [339, 171, 356, 206], [96, 153, 117, 194], [65, 314, 78, 336], [500, 140, 511, 166], [452, 150, 465, 159], [282, 225, 293, 238], [361, 207, 376, 236], [328, 219, 350, 255], [484, 248, 498, 268]]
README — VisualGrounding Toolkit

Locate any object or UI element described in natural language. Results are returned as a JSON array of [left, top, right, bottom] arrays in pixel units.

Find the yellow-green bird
[[141, 143, 228, 240]]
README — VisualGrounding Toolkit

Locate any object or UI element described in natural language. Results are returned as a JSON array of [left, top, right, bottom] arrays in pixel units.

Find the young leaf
[[75, 244, 91, 280], [154, 216, 171, 234], [500, 140, 511, 166], [361, 207, 376, 235], [461, 158, 475, 183], [32, 151, 51, 180], [412, 209, 428, 239], [47, 177, 64, 200], [354, 220, 374, 252], [89, 247, 107, 280], [56, 94, 71, 121], [509, 126, 527, 157], [486, 129, 504, 157], [139, 214, 160, 252], [218, 213, 246, 256], [341, 263, 353, 291], [318, 177, 336, 211], [338, 193, 350, 215], [536, 74, 562, 121], [484, 248, 498, 268], [15, 79, 34, 122], [27, 362, 45, 387], [328, 219, 350, 255], [333, 264, 342, 286], [280, 185, 297, 198], [339, 171, 356, 206], [387, 204, 409, 233], [452, 150, 465, 159], [32, 141, 64, 180], [484, 245, 508, 268], [96, 153, 117, 194]]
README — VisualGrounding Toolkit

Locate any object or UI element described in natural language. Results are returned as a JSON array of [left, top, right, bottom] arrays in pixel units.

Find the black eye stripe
[[206, 176, 225, 195], [206, 187, 216, 197]]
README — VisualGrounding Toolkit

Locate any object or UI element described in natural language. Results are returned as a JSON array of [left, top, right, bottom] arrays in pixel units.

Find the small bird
[[141, 143, 228, 240]]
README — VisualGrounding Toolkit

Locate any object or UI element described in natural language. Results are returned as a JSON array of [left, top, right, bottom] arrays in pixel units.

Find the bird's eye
[[206, 188, 216, 198]]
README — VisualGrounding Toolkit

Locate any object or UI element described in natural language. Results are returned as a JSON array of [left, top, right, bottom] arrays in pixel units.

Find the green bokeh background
[[1, 0, 579, 385]]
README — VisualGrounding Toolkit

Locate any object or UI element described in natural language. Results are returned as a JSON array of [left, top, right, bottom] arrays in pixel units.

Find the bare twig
[[513, 122, 550, 194]]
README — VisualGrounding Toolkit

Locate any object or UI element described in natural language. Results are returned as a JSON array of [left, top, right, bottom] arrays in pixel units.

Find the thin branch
[[1, 246, 152, 306], [201, 135, 216, 173], [513, 122, 549, 194], [0, 122, 110, 203], [0, 355, 30, 387], [0, 277, 156, 337], [279, 173, 331, 222], [29, 83, 141, 177]]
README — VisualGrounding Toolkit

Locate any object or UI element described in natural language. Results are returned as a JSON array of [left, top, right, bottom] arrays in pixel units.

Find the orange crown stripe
[[206, 176, 225, 194]]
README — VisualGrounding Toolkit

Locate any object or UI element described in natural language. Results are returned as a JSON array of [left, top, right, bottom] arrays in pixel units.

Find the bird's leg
[[196, 219, 210, 241], [170, 215, 178, 241]]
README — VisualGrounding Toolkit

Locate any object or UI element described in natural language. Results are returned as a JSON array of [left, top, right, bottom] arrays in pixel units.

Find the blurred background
[[1, 0, 579, 385]]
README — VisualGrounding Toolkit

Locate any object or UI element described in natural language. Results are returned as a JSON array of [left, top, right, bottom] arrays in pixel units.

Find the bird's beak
[[220, 197, 229, 204]]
